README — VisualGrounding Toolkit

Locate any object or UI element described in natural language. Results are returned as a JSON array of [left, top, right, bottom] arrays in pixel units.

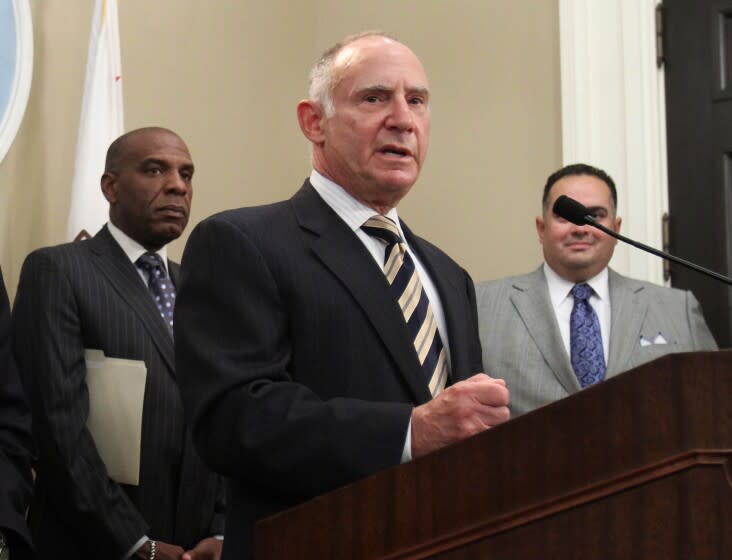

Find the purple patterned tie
[[136, 252, 176, 337], [570, 283, 605, 388]]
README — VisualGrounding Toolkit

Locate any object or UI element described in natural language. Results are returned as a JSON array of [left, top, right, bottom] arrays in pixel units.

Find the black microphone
[[552, 194, 732, 286], [553, 195, 595, 226]]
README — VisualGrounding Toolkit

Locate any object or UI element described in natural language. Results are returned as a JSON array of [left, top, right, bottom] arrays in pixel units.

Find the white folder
[[84, 349, 147, 485]]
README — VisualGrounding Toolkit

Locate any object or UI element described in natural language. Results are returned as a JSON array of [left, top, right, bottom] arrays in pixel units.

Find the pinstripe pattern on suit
[[0, 268, 33, 558], [12, 226, 224, 559], [476, 266, 718, 417], [175, 181, 484, 559]]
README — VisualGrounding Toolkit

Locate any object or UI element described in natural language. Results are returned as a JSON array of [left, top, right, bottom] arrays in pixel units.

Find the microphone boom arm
[[585, 216, 732, 286]]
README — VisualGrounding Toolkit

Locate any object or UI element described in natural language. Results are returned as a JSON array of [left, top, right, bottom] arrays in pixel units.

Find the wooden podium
[[256, 351, 732, 559]]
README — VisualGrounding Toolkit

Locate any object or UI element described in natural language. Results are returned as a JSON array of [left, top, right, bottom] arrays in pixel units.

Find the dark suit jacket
[[175, 181, 484, 559], [12, 227, 225, 559], [0, 269, 33, 559]]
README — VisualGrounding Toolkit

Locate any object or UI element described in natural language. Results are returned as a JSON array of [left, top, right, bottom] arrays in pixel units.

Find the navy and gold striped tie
[[362, 215, 448, 396]]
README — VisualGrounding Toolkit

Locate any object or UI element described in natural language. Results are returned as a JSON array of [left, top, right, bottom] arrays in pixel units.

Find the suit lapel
[[606, 269, 647, 375], [510, 267, 580, 394], [86, 227, 176, 374], [291, 182, 432, 404], [168, 261, 180, 288]]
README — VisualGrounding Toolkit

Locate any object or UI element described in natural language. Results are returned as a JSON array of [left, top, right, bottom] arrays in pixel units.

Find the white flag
[[67, 0, 124, 241]]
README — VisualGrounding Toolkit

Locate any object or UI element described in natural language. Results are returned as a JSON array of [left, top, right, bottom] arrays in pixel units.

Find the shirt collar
[[543, 262, 609, 305], [309, 169, 404, 237], [107, 221, 169, 273]]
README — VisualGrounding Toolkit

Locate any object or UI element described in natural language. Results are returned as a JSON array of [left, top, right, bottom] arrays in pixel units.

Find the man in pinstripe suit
[[12, 128, 224, 559], [0, 268, 33, 559]]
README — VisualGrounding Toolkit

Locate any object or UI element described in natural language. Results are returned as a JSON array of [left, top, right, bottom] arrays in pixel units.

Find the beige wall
[[0, 0, 560, 299]]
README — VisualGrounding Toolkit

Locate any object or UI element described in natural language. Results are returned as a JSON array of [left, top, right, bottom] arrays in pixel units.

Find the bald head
[[105, 127, 184, 173]]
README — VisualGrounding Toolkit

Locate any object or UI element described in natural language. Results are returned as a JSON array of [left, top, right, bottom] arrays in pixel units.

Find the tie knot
[[361, 215, 402, 246], [136, 252, 166, 276], [571, 283, 593, 302]]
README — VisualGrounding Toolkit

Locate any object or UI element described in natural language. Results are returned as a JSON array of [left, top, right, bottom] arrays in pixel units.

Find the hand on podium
[[411, 374, 510, 459]]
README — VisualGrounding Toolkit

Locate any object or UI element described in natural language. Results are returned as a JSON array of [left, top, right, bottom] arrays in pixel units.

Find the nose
[[385, 97, 415, 132], [166, 171, 190, 195], [569, 222, 590, 236]]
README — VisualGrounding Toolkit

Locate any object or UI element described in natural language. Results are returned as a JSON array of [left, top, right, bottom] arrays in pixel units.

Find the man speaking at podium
[[176, 32, 510, 559], [477, 163, 717, 417]]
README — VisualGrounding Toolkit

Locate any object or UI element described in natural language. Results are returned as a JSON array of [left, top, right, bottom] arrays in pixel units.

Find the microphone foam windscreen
[[553, 195, 589, 225]]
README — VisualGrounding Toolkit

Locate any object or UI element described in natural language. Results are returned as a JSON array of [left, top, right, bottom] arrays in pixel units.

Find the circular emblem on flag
[[0, 0, 33, 163]]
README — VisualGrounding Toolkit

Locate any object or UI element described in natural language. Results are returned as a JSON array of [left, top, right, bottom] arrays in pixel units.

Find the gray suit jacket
[[12, 227, 225, 559], [476, 266, 718, 417]]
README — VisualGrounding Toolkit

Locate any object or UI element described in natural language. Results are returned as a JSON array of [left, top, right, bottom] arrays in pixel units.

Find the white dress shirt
[[107, 221, 169, 285], [543, 263, 611, 361], [309, 170, 451, 462]]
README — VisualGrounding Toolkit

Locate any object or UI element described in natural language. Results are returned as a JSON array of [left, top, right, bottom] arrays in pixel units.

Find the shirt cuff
[[401, 416, 413, 463], [124, 536, 148, 560]]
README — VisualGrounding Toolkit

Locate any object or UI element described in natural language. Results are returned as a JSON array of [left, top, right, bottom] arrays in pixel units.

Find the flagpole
[[66, 0, 124, 241]]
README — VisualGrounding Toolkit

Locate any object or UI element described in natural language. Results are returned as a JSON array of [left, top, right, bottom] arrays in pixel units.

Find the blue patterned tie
[[569, 283, 605, 388], [362, 215, 448, 396], [136, 252, 176, 338]]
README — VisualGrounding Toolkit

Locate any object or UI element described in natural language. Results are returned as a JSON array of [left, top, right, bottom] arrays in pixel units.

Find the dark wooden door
[[664, 0, 732, 348]]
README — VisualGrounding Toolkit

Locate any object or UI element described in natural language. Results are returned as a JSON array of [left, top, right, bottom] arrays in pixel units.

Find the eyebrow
[[140, 158, 195, 172], [140, 158, 168, 167], [356, 84, 430, 96], [407, 86, 430, 97]]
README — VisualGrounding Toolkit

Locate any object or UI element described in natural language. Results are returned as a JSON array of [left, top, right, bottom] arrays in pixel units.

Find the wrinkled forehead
[[123, 131, 191, 163], [332, 36, 429, 91]]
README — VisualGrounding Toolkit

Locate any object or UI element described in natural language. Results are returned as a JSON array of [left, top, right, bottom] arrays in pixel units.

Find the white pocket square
[[640, 333, 669, 346], [653, 333, 668, 345]]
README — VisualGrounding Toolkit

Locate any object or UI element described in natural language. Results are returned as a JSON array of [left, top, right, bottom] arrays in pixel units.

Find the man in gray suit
[[477, 163, 717, 417], [13, 127, 224, 559]]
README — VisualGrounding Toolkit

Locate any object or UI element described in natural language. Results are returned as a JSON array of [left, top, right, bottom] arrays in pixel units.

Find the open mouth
[[379, 145, 411, 158]]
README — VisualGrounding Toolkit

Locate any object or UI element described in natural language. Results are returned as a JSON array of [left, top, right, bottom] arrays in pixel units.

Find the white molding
[[560, 0, 668, 285], [0, 0, 33, 164]]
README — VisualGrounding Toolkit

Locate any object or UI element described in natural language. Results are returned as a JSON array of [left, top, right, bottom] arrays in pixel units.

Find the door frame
[[560, 0, 667, 284]]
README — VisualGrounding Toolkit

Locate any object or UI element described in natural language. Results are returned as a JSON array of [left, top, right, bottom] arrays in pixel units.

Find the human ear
[[100, 172, 118, 204], [297, 99, 326, 144]]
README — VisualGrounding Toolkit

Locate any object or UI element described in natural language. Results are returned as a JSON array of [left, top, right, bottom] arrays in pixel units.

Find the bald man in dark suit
[[13, 128, 224, 559], [176, 33, 510, 559]]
